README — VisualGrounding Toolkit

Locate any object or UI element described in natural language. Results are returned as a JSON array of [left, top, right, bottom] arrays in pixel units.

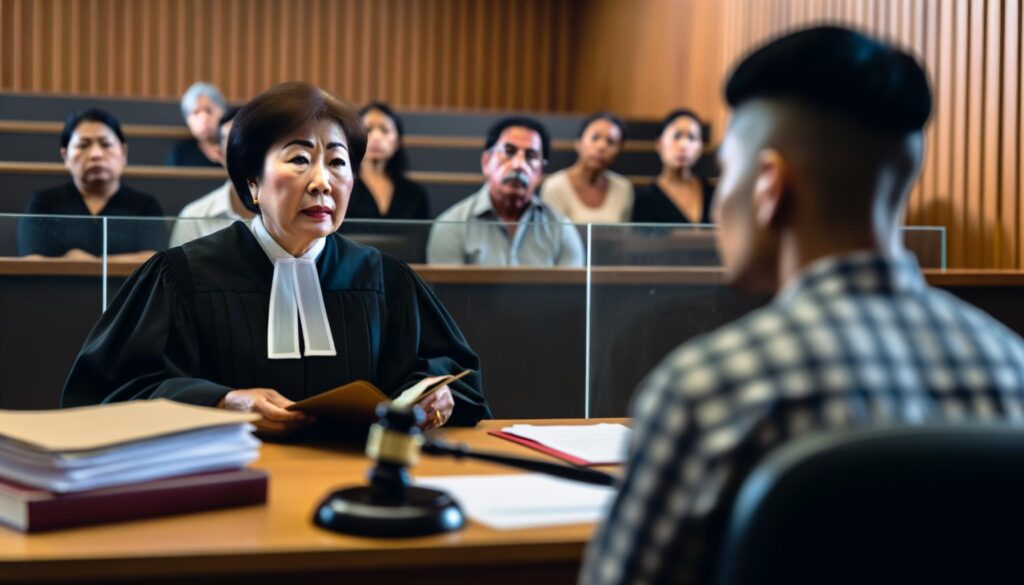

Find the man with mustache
[[427, 116, 584, 266]]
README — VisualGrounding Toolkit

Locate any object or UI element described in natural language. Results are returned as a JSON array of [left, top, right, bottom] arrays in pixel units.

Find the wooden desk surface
[[0, 419, 623, 584]]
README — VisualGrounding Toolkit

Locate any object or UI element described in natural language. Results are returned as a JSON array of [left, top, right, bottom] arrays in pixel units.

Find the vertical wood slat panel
[[1001, 0, 1019, 268], [983, 0, 1003, 266]]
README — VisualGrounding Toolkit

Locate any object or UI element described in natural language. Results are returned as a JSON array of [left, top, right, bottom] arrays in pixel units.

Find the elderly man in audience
[[427, 116, 584, 266], [18, 108, 165, 261], [581, 26, 1024, 585], [169, 107, 255, 246], [166, 81, 226, 167]]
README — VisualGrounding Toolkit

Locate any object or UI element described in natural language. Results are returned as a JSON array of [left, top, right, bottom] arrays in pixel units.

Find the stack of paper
[[490, 423, 632, 466], [417, 473, 617, 529], [0, 399, 261, 493]]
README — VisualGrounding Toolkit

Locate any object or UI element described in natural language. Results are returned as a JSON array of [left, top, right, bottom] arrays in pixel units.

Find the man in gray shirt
[[427, 117, 584, 266]]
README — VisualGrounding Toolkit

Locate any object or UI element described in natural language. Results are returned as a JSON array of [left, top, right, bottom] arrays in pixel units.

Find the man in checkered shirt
[[581, 26, 1024, 585]]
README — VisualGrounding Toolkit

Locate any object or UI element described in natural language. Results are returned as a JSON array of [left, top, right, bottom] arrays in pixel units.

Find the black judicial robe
[[61, 221, 491, 426]]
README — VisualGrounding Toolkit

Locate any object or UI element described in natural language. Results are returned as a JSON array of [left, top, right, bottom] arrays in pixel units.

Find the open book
[[286, 370, 471, 424]]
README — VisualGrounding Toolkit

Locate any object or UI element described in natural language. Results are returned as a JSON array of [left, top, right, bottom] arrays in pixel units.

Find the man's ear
[[60, 147, 69, 167], [480, 150, 492, 174], [752, 149, 789, 230]]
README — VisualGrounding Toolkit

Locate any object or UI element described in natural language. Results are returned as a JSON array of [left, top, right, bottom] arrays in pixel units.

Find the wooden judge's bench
[[0, 419, 619, 585]]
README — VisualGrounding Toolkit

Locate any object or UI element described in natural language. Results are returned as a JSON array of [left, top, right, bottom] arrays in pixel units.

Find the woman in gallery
[[540, 112, 634, 223], [631, 108, 716, 224], [62, 82, 491, 434]]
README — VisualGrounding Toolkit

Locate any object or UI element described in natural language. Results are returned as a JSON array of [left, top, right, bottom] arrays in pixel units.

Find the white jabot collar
[[250, 216, 336, 359]]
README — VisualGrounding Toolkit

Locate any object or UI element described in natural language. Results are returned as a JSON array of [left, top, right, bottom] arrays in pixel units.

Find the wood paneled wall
[[0, 0, 1021, 268], [0, 0, 575, 111], [573, 0, 1024, 269]]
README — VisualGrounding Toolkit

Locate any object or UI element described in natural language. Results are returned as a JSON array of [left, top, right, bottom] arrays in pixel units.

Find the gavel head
[[364, 403, 426, 502]]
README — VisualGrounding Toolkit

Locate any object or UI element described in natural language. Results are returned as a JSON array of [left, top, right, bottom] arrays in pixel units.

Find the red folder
[[0, 468, 268, 533], [488, 430, 611, 466]]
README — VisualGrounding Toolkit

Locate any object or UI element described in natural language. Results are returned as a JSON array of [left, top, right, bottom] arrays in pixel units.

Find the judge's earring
[[249, 183, 260, 206]]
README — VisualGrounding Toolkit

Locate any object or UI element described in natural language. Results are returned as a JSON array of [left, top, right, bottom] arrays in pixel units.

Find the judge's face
[[481, 126, 544, 219], [657, 115, 704, 171], [61, 121, 128, 190], [575, 118, 623, 171], [363, 109, 400, 164], [248, 119, 354, 255]]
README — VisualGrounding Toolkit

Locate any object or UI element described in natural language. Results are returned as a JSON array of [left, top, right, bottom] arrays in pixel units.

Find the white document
[[501, 423, 632, 464], [416, 473, 617, 530]]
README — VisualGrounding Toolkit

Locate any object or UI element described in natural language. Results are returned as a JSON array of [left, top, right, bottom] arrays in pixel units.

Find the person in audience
[[427, 116, 584, 266], [631, 108, 715, 224], [346, 102, 430, 222], [582, 26, 1024, 585], [62, 82, 490, 434], [166, 81, 226, 167], [169, 107, 255, 246], [541, 112, 634, 223], [17, 108, 166, 260]]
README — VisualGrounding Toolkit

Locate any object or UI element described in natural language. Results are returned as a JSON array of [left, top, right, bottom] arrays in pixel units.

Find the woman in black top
[[341, 102, 431, 261], [632, 109, 715, 224], [18, 109, 166, 260], [62, 83, 489, 436], [347, 102, 430, 221]]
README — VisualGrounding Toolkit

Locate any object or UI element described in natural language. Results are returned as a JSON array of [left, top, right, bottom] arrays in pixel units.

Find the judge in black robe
[[62, 82, 490, 432], [61, 221, 490, 426]]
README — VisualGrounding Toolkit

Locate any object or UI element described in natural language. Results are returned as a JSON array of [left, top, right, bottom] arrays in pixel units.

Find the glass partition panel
[[0, 214, 107, 410], [585, 223, 948, 418]]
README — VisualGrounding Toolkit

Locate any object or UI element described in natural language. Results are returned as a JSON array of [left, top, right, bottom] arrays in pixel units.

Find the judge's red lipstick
[[302, 205, 332, 220]]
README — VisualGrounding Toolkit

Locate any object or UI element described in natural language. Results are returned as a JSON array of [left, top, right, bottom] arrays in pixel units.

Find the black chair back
[[716, 424, 1024, 585]]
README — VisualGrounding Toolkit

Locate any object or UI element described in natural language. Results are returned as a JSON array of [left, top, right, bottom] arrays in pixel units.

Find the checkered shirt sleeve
[[580, 252, 1024, 585]]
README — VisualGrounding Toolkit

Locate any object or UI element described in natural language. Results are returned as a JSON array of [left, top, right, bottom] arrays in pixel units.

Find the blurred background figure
[[169, 107, 255, 247], [631, 108, 715, 224], [541, 112, 633, 223], [347, 102, 430, 222], [166, 82, 226, 167]]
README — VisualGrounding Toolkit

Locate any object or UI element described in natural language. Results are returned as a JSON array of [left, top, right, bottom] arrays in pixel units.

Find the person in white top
[[170, 108, 255, 246], [540, 112, 634, 224]]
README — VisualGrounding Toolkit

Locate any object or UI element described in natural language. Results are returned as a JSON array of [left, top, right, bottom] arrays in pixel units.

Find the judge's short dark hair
[[227, 82, 367, 214], [60, 109, 126, 148], [577, 112, 627, 144], [725, 25, 932, 133], [483, 116, 551, 162]]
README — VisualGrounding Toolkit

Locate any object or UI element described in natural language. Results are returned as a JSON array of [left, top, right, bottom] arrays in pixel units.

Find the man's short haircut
[[725, 25, 931, 133], [216, 107, 240, 144], [227, 82, 367, 214], [577, 111, 627, 144], [180, 82, 227, 120], [60, 108, 126, 148], [483, 116, 551, 162]]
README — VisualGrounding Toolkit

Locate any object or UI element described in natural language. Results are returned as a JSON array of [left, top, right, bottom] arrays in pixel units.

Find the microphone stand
[[422, 438, 617, 486]]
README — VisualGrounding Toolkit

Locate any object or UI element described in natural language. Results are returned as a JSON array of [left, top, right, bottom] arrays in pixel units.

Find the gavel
[[314, 403, 616, 537]]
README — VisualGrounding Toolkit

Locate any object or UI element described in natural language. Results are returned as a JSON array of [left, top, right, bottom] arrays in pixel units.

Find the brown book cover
[[287, 370, 472, 424], [0, 468, 268, 533]]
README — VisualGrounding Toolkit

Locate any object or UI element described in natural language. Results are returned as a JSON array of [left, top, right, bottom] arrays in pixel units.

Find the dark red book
[[489, 430, 596, 466], [0, 468, 268, 533]]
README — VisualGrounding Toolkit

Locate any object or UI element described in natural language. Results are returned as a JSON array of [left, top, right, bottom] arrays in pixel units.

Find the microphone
[[313, 403, 618, 537]]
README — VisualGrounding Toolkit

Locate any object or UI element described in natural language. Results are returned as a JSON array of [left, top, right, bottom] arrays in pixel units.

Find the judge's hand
[[418, 385, 455, 431], [219, 388, 315, 436]]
